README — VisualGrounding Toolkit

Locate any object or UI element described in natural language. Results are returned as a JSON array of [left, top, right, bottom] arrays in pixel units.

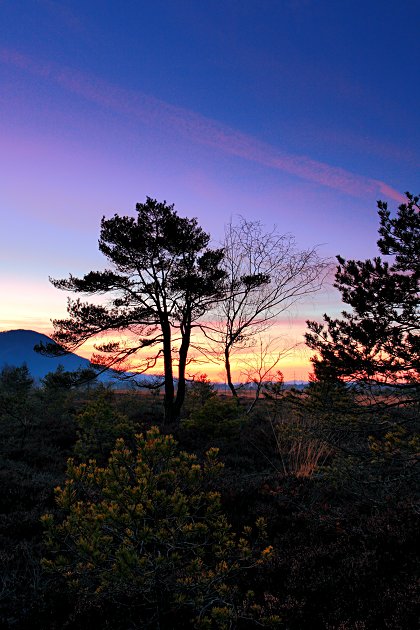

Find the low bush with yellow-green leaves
[[42, 427, 278, 628]]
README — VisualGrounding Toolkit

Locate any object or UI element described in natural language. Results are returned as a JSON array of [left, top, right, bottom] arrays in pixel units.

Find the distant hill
[[0, 329, 97, 380]]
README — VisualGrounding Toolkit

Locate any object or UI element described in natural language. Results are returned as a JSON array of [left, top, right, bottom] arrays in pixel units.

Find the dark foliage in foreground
[[1, 367, 418, 629]]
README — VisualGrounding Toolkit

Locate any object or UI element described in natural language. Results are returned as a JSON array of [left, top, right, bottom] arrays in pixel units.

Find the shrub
[[42, 427, 273, 628], [182, 397, 246, 440], [74, 390, 141, 462], [184, 373, 217, 414]]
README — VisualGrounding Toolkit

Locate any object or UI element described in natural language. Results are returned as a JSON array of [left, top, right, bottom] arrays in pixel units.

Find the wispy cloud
[[1, 48, 405, 203]]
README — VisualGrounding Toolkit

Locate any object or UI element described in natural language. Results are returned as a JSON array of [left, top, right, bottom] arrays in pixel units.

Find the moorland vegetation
[[0, 194, 418, 629]]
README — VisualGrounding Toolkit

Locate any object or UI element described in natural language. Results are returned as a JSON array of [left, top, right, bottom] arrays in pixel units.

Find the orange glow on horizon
[[60, 320, 313, 382], [0, 317, 312, 382]]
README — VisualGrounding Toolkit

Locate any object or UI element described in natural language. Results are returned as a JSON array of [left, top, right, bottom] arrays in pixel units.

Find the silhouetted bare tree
[[202, 217, 329, 399], [240, 336, 294, 413]]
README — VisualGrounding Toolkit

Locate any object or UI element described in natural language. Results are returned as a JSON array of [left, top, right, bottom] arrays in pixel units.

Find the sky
[[1, 0, 419, 381]]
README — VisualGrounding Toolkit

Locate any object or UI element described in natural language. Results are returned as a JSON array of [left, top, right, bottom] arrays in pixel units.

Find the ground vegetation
[[2, 194, 418, 629]]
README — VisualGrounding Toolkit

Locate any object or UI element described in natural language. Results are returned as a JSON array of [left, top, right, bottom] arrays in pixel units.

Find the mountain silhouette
[[0, 329, 95, 380]]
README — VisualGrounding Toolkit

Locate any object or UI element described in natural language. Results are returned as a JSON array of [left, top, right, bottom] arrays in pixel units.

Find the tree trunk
[[161, 320, 175, 425], [247, 383, 261, 414], [172, 315, 191, 423], [224, 346, 239, 403]]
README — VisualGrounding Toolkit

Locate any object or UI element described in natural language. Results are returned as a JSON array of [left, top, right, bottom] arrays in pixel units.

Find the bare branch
[[207, 216, 329, 398]]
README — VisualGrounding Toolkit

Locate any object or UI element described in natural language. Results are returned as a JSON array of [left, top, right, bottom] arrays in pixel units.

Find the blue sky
[[0, 0, 418, 377]]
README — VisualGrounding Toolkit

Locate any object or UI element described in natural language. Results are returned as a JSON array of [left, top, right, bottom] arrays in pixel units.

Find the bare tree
[[202, 217, 329, 399], [240, 336, 295, 413]]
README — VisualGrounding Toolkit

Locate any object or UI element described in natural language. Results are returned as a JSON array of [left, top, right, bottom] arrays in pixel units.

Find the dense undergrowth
[[0, 367, 418, 629]]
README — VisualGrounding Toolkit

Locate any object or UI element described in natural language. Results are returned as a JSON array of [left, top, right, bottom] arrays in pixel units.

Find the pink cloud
[[376, 182, 407, 204], [0, 48, 405, 203]]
